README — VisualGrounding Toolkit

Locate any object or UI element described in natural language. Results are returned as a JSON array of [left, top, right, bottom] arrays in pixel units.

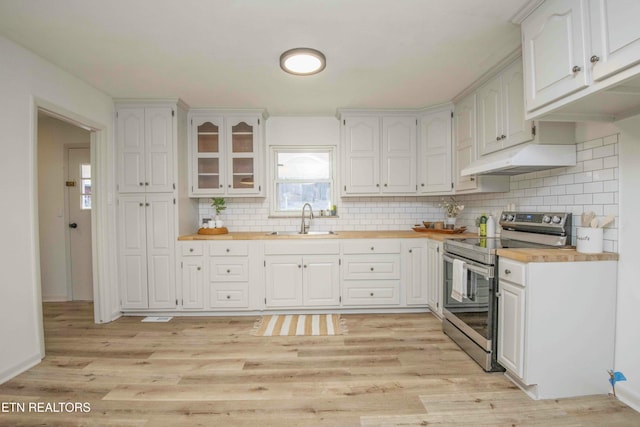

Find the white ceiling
[[0, 0, 531, 116]]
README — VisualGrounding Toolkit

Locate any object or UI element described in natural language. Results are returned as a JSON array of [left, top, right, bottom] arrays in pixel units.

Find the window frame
[[269, 145, 337, 217]]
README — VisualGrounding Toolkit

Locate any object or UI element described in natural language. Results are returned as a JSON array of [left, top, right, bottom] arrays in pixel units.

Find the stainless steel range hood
[[460, 144, 576, 176]]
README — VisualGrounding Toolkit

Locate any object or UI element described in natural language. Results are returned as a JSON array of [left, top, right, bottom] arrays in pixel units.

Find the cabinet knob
[[384, 183, 388, 187], [504, 269, 511, 275], [226, 248, 230, 253], [421, 183, 425, 187], [219, 184, 223, 188], [298, 265, 302, 268], [496, 136, 501, 141], [370, 267, 374, 271], [228, 185, 231, 188], [145, 203, 150, 207], [304, 265, 307, 268], [590, 55, 600, 64], [139, 182, 144, 186], [226, 295, 231, 299], [370, 292, 374, 297], [409, 249, 413, 253], [226, 269, 231, 273], [376, 184, 380, 187], [139, 202, 144, 207], [370, 247, 374, 251], [501, 135, 506, 140], [470, 177, 476, 181], [189, 248, 194, 252], [197, 267, 201, 271], [572, 65, 581, 73], [496, 291, 501, 298]]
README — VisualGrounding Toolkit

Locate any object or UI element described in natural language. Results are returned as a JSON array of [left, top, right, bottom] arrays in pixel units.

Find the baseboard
[[121, 307, 432, 317], [41, 295, 69, 302], [0, 353, 42, 385], [616, 384, 640, 413]]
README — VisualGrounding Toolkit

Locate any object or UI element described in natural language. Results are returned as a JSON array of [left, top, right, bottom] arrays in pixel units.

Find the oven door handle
[[442, 253, 493, 278]]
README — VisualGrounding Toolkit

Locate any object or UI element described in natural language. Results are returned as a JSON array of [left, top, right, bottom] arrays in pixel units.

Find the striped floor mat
[[251, 314, 346, 336]]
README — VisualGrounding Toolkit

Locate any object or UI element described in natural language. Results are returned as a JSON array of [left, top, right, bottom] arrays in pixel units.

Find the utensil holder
[[576, 227, 603, 254]]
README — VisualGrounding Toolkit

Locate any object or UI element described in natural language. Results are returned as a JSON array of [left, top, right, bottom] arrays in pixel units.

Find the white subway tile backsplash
[[196, 134, 619, 252]]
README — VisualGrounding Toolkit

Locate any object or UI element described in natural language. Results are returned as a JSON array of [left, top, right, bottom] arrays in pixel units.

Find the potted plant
[[211, 197, 226, 228], [439, 197, 464, 229]]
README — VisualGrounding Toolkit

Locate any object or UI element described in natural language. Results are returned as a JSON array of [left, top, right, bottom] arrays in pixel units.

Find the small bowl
[[423, 221, 433, 228], [433, 221, 444, 230]]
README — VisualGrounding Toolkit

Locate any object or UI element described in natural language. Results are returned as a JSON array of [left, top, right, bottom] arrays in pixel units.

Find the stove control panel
[[500, 212, 572, 233]]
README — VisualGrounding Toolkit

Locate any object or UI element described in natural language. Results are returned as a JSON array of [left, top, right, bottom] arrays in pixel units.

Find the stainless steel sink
[[266, 231, 338, 236]]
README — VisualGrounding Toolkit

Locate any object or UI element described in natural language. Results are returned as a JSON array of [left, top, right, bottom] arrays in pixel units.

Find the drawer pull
[[226, 295, 231, 299], [226, 248, 230, 253], [189, 248, 194, 252], [298, 264, 302, 268], [226, 269, 231, 273], [590, 55, 600, 63], [304, 265, 307, 268], [504, 269, 511, 275], [197, 267, 201, 271], [370, 267, 374, 271], [370, 292, 374, 297], [572, 65, 581, 73], [370, 247, 374, 251]]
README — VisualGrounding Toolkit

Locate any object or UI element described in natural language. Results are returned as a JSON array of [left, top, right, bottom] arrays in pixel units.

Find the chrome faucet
[[300, 203, 314, 234]]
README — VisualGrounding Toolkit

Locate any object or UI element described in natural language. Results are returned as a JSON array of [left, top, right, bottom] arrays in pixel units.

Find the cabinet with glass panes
[[188, 110, 265, 197]]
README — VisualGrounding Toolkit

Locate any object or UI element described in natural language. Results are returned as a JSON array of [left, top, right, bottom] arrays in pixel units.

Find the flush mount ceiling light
[[280, 48, 326, 76]]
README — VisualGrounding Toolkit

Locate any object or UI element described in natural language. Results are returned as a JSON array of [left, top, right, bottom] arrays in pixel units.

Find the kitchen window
[[270, 147, 336, 216]]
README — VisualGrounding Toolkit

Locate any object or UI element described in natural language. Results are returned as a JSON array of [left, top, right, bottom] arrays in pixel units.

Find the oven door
[[442, 253, 495, 351]]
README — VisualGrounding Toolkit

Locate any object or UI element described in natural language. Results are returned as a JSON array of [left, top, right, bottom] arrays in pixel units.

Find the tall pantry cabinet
[[116, 100, 198, 310]]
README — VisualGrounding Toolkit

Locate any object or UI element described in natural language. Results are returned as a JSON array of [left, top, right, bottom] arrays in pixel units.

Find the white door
[[303, 256, 340, 306], [405, 243, 427, 306], [497, 281, 526, 378], [343, 116, 380, 194], [590, 0, 640, 81], [145, 108, 174, 193], [265, 256, 303, 307], [522, 0, 589, 111], [67, 147, 93, 301], [477, 76, 503, 155], [501, 61, 534, 148], [426, 240, 442, 317], [117, 108, 146, 193], [454, 94, 478, 191], [118, 194, 148, 309], [145, 194, 177, 309], [381, 116, 417, 193], [226, 116, 261, 195], [419, 110, 452, 194]]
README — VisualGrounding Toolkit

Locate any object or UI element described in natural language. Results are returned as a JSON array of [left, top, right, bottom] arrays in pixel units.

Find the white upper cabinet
[[418, 107, 453, 194], [478, 60, 534, 155], [117, 107, 175, 193], [453, 94, 478, 192], [522, 0, 640, 120], [188, 110, 265, 197], [522, 0, 589, 112], [589, 0, 640, 82], [341, 113, 417, 196]]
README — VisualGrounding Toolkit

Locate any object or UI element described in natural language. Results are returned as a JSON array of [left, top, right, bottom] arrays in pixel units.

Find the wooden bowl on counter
[[422, 221, 433, 228], [433, 221, 444, 230]]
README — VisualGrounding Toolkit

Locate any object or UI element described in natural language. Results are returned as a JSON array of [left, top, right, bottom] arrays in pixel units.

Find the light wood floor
[[1, 302, 638, 426]]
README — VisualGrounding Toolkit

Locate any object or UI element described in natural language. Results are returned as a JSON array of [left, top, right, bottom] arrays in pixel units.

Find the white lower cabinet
[[342, 239, 401, 307], [264, 241, 340, 308], [497, 257, 617, 399], [179, 242, 205, 310], [426, 239, 443, 317], [403, 240, 428, 306], [118, 194, 176, 310], [208, 241, 250, 309]]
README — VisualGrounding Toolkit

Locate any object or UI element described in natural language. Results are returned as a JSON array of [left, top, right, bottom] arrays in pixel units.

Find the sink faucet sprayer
[[300, 203, 314, 234]]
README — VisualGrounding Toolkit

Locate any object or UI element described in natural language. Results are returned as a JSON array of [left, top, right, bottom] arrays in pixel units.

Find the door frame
[[64, 143, 91, 301], [32, 98, 115, 357]]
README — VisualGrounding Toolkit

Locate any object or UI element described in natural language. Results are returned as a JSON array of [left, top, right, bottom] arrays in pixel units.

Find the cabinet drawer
[[210, 283, 248, 308], [181, 243, 204, 256], [342, 281, 400, 306], [210, 258, 249, 282], [343, 255, 400, 280], [499, 258, 526, 285], [209, 241, 249, 257], [342, 239, 401, 254]]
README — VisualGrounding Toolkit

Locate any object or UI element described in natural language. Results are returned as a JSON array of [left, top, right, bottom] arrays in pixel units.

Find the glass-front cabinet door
[[226, 116, 260, 195], [191, 116, 224, 195]]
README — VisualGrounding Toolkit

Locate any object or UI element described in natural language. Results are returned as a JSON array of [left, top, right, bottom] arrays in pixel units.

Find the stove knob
[[501, 214, 508, 221], [507, 214, 515, 221], [542, 215, 551, 223], [552, 215, 562, 224]]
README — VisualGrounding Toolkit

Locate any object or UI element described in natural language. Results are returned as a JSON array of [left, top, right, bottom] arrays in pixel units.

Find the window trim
[[269, 145, 336, 217]]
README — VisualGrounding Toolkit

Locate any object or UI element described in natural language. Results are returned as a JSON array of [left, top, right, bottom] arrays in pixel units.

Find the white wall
[[37, 116, 90, 301], [0, 35, 115, 383], [613, 116, 640, 412]]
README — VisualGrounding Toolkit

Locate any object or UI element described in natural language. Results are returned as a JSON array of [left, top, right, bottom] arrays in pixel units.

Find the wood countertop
[[497, 248, 619, 262], [178, 230, 479, 241]]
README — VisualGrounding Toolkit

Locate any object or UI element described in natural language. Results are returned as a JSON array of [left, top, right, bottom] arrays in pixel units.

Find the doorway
[[37, 113, 93, 302], [66, 146, 93, 300]]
